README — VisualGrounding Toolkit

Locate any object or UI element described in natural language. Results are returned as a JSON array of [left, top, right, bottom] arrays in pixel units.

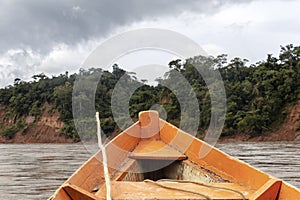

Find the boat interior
[[50, 111, 300, 200]]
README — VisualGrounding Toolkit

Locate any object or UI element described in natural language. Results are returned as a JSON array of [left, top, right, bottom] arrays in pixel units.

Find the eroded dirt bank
[[220, 100, 300, 142], [0, 104, 73, 143], [1, 100, 300, 143]]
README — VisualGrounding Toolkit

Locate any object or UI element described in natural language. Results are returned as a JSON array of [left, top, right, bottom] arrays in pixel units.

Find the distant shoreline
[[1, 99, 300, 144], [1, 131, 300, 144]]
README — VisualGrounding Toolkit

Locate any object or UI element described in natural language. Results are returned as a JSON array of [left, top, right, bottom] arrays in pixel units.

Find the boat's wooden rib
[[249, 179, 282, 200], [63, 183, 97, 200], [49, 110, 300, 200], [278, 182, 300, 199]]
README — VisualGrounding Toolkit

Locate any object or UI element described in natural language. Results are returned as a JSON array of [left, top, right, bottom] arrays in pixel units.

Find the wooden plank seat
[[129, 140, 187, 160]]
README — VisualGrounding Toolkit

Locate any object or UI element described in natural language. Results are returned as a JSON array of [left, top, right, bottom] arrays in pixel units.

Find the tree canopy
[[1, 44, 300, 140]]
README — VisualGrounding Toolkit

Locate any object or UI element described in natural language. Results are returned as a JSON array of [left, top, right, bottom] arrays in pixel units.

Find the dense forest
[[0, 44, 300, 141]]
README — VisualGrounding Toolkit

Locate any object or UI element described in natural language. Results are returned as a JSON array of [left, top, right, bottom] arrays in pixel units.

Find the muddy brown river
[[0, 142, 299, 199]]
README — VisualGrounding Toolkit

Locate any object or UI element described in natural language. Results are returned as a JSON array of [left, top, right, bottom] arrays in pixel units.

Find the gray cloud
[[0, 0, 250, 54]]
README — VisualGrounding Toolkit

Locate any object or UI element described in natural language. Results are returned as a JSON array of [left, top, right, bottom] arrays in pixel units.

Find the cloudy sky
[[0, 0, 299, 87]]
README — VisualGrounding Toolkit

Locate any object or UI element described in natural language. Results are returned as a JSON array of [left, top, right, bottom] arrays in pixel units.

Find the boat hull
[[49, 111, 300, 200]]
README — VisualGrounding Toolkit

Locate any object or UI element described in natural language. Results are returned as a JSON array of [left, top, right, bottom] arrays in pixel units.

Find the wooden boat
[[50, 110, 300, 200]]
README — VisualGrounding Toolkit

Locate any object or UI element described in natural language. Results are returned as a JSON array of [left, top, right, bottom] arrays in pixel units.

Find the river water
[[0, 142, 299, 200]]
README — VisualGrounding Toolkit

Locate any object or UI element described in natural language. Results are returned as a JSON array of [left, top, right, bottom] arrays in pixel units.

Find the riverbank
[[1, 100, 300, 144], [1, 122, 299, 144], [0, 104, 73, 143], [220, 100, 300, 143], [218, 131, 300, 143]]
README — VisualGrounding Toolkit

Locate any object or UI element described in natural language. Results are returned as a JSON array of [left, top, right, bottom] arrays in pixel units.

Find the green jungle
[[1, 44, 300, 141]]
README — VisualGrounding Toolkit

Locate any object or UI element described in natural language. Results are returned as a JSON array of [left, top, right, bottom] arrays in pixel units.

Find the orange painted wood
[[49, 189, 71, 200], [62, 183, 98, 200], [249, 179, 282, 200], [51, 122, 141, 199], [159, 119, 271, 190], [277, 182, 300, 200], [50, 111, 300, 200], [66, 122, 140, 191], [129, 140, 187, 160], [97, 181, 252, 199], [94, 158, 138, 197], [139, 110, 160, 139], [113, 159, 137, 181]]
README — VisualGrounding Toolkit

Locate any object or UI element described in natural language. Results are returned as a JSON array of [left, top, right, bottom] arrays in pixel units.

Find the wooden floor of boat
[[96, 181, 253, 199]]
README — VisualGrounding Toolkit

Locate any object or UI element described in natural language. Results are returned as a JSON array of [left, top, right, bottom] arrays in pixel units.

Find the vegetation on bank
[[0, 44, 300, 141]]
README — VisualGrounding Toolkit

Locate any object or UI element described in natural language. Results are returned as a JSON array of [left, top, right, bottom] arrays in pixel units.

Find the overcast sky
[[0, 0, 299, 87]]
